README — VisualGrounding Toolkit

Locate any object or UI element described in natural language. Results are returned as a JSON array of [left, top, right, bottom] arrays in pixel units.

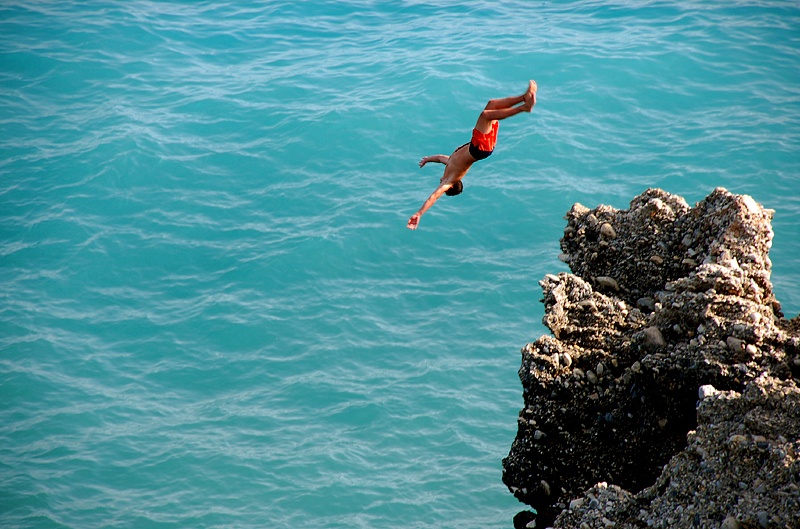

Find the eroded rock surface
[[503, 188, 800, 528]]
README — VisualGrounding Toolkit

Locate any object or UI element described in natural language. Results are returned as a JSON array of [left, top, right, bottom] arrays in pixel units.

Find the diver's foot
[[523, 80, 537, 111]]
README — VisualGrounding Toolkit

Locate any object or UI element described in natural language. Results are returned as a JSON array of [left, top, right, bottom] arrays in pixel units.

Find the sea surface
[[1, 1, 799, 528]]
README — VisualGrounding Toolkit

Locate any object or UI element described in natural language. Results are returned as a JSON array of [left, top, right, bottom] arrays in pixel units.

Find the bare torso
[[440, 144, 475, 186]]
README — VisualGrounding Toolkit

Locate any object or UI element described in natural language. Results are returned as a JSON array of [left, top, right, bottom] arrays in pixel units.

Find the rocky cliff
[[503, 188, 800, 529]]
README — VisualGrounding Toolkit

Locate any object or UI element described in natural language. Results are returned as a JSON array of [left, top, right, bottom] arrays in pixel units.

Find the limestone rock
[[503, 188, 800, 528]]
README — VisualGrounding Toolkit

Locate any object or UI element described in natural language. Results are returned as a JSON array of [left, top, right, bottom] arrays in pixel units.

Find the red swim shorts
[[469, 121, 498, 160]]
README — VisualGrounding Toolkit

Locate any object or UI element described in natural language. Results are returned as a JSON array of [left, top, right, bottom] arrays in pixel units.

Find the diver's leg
[[474, 81, 536, 132]]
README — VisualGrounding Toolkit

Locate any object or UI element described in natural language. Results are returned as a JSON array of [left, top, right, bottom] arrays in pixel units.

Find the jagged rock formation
[[503, 188, 800, 528]]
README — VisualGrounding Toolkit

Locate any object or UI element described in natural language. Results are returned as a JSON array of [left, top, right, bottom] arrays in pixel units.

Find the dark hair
[[445, 181, 463, 196]]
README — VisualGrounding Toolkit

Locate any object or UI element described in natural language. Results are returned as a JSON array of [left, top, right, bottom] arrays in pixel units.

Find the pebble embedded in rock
[[644, 326, 666, 347], [586, 370, 598, 384], [561, 353, 572, 368], [600, 222, 616, 238], [541, 480, 551, 496], [595, 276, 619, 291], [637, 297, 656, 311], [726, 336, 744, 352], [699, 385, 718, 399], [729, 434, 747, 445], [721, 515, 740, 529], [569, 498, 585, 510]]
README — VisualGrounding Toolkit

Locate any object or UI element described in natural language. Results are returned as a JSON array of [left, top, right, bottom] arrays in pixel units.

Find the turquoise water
[[2, 1, 799, 528]]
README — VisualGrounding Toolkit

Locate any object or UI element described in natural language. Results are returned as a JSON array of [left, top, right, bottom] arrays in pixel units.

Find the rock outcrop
[[503, 188, 800, 528]]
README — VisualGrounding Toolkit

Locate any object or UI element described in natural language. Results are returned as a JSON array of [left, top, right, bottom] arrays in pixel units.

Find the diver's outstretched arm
[[407, 182, 452, 230], [419, 155, 449, 168]]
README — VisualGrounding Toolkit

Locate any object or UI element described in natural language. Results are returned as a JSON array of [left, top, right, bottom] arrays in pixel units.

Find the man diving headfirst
[[407, 81, 537, 230]]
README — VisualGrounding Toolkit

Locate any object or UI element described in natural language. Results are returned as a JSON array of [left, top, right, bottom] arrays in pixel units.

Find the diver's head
[[445, 181, 463, 196]]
